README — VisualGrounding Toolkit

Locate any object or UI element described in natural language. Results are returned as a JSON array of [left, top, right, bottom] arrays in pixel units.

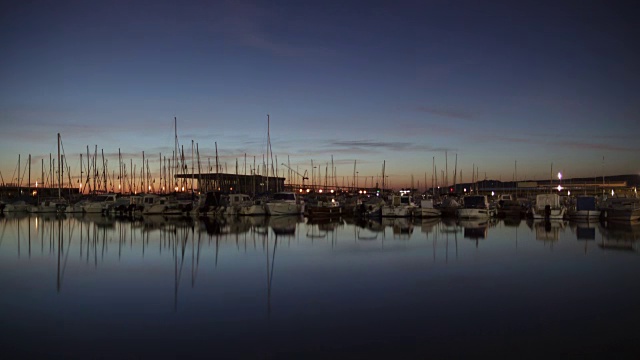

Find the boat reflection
[[420, 217, 440, 236], [531, 219, 566, 243], [502, 216, 522, 227], [307, 216, 343, 232], [570, 220, 598, 254], [570, 220, 598, 241], [354, 218, 384, 241], [268, 215, 301, 237], [382, 218, 413, 239], [598, 220, 640, 252], [459, 219, 488, 247]]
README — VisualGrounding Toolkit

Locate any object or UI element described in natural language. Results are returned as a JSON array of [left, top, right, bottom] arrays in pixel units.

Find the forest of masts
[[3, 118, 522, 197]]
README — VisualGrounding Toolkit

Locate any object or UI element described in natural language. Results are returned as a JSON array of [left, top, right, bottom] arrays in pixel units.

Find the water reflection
[[269, 215, 300, 237], [1, 214, 639, 357], [459, 219, 488, 243], [382, 218, 413, 239], [530, 219, 567, 243], [599, 220, 640, 252]]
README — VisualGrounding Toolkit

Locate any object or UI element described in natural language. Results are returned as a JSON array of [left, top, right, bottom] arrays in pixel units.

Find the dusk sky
[[1, 0, 638, 190]]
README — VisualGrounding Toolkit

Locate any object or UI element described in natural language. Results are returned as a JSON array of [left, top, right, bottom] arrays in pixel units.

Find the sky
[[1, 0, 638, 190]]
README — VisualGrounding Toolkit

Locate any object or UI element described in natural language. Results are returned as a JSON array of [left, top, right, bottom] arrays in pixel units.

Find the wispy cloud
[[553, 141, 638, 152], [220, 0, 334, 58], [414, 106, 475, 121], [474, 133, 639, 152], [329, 140, 453, 153]]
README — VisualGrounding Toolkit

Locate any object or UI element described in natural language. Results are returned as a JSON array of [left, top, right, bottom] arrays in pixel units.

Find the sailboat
[[30, 133, 68, 213]]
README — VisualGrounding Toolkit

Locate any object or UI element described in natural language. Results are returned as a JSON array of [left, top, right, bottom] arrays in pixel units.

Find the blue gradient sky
[[1, 0, 638, 189]]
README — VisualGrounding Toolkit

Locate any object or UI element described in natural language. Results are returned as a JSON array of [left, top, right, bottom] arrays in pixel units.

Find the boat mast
[[57, 133, 61, 198], [197, 144, 201, 195], [445, 150, 448, 189], [453, 153, 457, 192], [266, 114, 270, 193], [191, 140, 194, 197], [28, 154, 31, 195], [382, 160, 386, 192], [215, 142, 219, 191], [514, 160, 518, 199], [174, 117, 178, 191], [119, 149, 123, 193], [41, 158, 44, 194], [93, 146, 97, 194], [431, 157, 434, 195]]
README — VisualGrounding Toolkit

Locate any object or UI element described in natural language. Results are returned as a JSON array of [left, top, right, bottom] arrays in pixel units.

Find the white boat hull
[[457, 208, 494, 219], [239, 204, 267, 216], [381, 206, 415, 217], [531, 207, 566, 220], [419, 208, 441, 218], [266, 203, 303, 216]]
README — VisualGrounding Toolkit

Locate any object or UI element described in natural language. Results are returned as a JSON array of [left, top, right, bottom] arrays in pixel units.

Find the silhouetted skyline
[[1, 0, 638, 188]]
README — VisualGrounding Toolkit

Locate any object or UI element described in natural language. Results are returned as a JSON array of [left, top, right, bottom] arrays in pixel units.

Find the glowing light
[[319, 189, 323, 193], [230, 187, 233, 191], [330, 189, 334, 193], [35, 181, 38, 188], [306, 189, 310, 193], [359, 190, 363, 194], [148, 185, 151, 191], [491, 191, 495, 196], [363, 190, 367, 194], [557, 185, 563, 191], [611, 189, 615, 196], [299, 189, 303, 193], [331, 198, 335, 203], [464, 188, 467, 192], [175, 186, 179, 191], [568, 190, 571, 196], [182, 186, 185, 191]]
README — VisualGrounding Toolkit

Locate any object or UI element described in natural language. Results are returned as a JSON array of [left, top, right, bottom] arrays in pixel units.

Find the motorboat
[[381, 195, 417, 217], [567, 195, 601, 220], [600, 197, 640, 222], [265, 192, 304, 215], [457, 195, 496, 219], [529, 193, 566, 220]]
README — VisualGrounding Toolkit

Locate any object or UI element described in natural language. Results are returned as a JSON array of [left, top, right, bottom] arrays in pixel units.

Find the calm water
[[1, 213, 639, 359]]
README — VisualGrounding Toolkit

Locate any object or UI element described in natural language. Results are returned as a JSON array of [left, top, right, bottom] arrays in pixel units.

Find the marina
[[0, 213, 638, 358], [2, 2, 638, 357]]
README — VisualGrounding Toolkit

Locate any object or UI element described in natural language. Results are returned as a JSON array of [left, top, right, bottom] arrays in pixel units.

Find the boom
[[280, 163, 309, 187]]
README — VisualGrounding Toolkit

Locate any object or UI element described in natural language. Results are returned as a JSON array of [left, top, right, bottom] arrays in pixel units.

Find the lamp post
[[557, 172, 563, 192]]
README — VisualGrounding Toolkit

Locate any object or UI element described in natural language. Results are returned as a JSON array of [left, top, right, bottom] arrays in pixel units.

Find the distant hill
[[564, 174, 640, 188], [449, 174, 639, 193]]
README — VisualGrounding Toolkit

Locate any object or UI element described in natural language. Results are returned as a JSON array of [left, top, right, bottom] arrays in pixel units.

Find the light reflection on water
[[0, 213, 639, 358]]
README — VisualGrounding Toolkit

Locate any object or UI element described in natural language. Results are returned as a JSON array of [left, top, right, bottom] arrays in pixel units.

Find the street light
[[558, 172, 563, 193]]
